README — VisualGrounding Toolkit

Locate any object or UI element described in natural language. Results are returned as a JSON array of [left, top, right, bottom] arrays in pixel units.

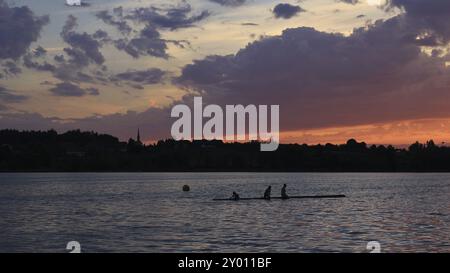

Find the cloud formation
[[126, 3, 210, 30], [95, 3, 206, 59], [175, 3, 450, 132], [13, 10, 172, 95], [113, 25, 169, 59], [0, 86, 28, 103], [95, 10, 132, 35], [1, 61, 22, 77], [61, 15, 105, 65], [337, 0, 360, 5], [0, 0, 49, 60], [23, 52, 56, 72], [385, 0, 450, 46], [19, 15, 111, 87], [273, 3, 305, 19], [49, 82, 99, 97], [112, 69, 166, 86], [208, 0, 247, 6]]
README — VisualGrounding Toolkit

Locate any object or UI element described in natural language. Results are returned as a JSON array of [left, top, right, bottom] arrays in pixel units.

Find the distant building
[[133, 128, 143, 146]]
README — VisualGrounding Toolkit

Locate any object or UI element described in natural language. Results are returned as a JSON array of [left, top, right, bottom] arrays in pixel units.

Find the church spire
[[137, 128, 141, 143]]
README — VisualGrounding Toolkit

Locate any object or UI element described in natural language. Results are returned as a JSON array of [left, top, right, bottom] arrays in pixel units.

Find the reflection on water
[[0, 173, 449, 252]]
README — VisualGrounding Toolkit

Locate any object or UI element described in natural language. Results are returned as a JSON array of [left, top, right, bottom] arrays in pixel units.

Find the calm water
[[0, 173, 449, 253]]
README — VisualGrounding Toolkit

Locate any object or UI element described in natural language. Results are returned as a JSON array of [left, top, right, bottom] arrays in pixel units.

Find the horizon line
[[1, 128, 447, 149]]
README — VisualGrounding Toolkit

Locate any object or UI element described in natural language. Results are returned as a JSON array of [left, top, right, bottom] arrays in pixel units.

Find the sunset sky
[[1, 0, 450, 145]]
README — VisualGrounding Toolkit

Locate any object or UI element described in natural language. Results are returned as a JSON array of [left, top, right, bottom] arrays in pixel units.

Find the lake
[[0, 173, 449, 253]]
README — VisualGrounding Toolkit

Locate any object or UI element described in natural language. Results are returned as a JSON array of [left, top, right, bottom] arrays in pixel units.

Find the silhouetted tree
[[0, 129, 449, 172]]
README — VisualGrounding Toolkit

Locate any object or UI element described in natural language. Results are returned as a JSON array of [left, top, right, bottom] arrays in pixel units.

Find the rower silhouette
[[281, 184, 289, 199], [231, 191, 240, 201], [263, 186, 271, 200]]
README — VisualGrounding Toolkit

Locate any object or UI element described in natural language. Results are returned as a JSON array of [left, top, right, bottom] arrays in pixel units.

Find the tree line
[[0, 129, 449, 172]]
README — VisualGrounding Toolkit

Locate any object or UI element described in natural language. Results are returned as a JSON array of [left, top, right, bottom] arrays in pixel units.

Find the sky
[[1, 0, 450, 145]]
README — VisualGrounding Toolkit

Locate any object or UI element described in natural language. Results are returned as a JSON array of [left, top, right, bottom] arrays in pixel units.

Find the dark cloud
[[0, 1, 48, 78], [113, 6, 124, 17], [0, 0, 49, 60], [10, 14, 110, 85], [32, 15, 111, 83], [337, 0, 360, 5], [127, 3, 210, 30], [175, 12, 450, 132], [2, 61, 22, 76], [54, 55, 65, 63], [75, 71, 95, 83], [94, 4, 205, 59], [23, 53, 56, 72], [62, 47, 90, 67], [49, 82, 99, 97], [385, 0, 450, 46], [40, 81, 54, 86], [208, 0, 247, 6], [20, 45, 55, 73], [86, 87, 100, 96], [61, 15, 105, 65], [33, 46, 47, 58], [0, 85, 28, 103], [273, 3, 305, 19], [113, 24, 169, 59], [95, 10, 132, 35], [387, 0, 450, 16], [62, 33, 104, 64], [98, 3, 210, 31], [61, 14, 77, 34], [92, 30, 110, 43], [52, 66, 98, 83], [112, 69, 166, 85]]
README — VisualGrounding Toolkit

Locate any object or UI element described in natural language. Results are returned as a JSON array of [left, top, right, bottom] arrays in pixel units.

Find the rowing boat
[[212, 194, 346, 201]]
